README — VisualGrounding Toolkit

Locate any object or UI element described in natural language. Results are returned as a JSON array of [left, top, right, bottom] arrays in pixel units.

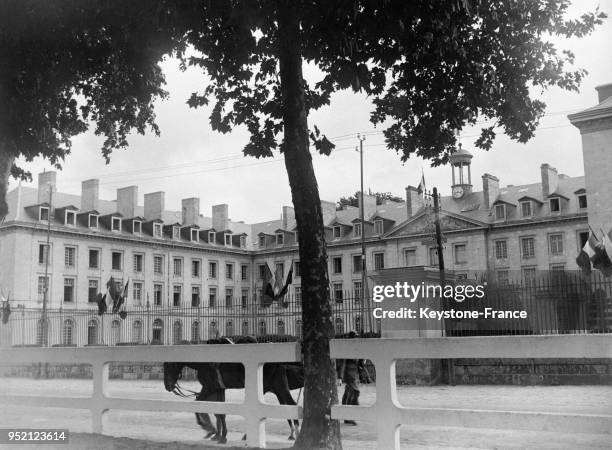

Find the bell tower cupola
[[449, 145, 473, 199]]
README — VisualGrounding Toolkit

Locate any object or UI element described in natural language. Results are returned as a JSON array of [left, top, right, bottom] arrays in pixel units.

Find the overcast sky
[[10, 0, 612, 224]]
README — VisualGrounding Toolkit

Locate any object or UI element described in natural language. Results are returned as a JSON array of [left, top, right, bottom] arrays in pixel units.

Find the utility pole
[[41, 183, 53, 347], [357, 134, 370, 336], [432, 187, 445, 284]]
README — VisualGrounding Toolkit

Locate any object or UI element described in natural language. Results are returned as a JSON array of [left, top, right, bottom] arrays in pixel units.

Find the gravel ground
[[1, 378, 611, 449]]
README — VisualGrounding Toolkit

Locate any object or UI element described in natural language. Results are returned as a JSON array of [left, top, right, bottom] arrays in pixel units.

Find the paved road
[[1, 378, 610, 449]]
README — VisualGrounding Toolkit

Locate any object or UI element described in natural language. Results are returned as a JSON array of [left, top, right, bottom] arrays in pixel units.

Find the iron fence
[[1, 270, 611, 347]]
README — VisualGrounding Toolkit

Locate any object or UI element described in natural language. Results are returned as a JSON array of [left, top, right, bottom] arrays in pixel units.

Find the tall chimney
[[37, 171, 57, 206], [144, 191, 165, 221], [117, 186, 138, 218], [595, 83, 612, 103], [182, 197, 200, 225], [81, 179, 99, 211], [359, 194, 377, 219], [212, 204, 229, 230], [282, 206, 295, 229], [540, 164, 558, 198], [320, 200, 337, 226], [405, 186, 424, 218], [481, 174, 500, 209]]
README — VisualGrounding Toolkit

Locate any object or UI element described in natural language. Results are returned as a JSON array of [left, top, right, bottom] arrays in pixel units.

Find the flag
[[592, 238, 612, 277], [417, 169, 426, 195], [2, 300, 10, 324], [576, 234, 597, 275], [96, 293, 107, 316], [261, 262, 275, 307], [113, 279, 129, 314], [603, 229, 612, 262], [275, 265, 293, 301]]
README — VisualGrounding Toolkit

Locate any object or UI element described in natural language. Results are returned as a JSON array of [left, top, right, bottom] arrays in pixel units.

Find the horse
[[163, 337, 303, 443]]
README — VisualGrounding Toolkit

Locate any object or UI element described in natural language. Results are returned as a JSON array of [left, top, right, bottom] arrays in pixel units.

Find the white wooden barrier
[[331, 334, 612, 450], [0, 343, 302, 448], [1, 336, 611, 449]]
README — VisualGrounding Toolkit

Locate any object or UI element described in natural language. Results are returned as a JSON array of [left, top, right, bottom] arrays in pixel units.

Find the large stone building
[[2, 85, 610, 346]]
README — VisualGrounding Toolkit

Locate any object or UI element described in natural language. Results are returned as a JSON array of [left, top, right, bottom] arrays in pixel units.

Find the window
[[226, 321, 234, 336], [550, 198, 560, 213], [110, 320, 120, 344], [87, 319, 99, 345], [173, 285, 182, 307], [374, 252, 385, 270], [153, 223, 162, 238], [523, 267, 537, 288], [190, 229, 199, 242], [191, 286, 200, 307], [521, 201, 532, 218], [173, 258, 183, 276], [62, 319, 74, 346], [63, 278, 75, 303], [37, 276, 48, 301], [332, 256, 343, 274], [497, 270, 509, 286], [551, 264, 565, 271], [353, 255, 362, 273], [549, 234, 564, 256], [454, 244, 466, 264], [88, 214, 98, 228], [354, 316, 362, 334], [111, 252, 122, 271], [258, 235, 265, 247], [353, 281, 363, 301], [335, 318, 344, 336], [88, 279, 99, 303], [258, 264, 266, 279], [333, 226, 341, 238], [241, 321, 249, 335], [133, 320, 143, 344], [38, 243, 50, 265], [209, 321, 218, 339], [88, 249, 99, 269], [65, 247, 76, 267], [333, 282, 343, 302], [294, 261, 301, 277], [226, 263, 234, 280], [192, 259, 200, 278], [209, 231, 216, 243], [495, 240, 508, 260], [354, 223, 362, 237], [429, 247, 439, 266], [521, 237, 535, 259], [495, 204, 506, 220], [152, 319, 164, 343], [374, 220, 384, 234], [192, 321, 201, 342], [111, 217, 121, 231], [133, 254, 143, 273], [209, 262, 217, 279], [39, 206, 49, 221], [259, 321, 267, 335], [173, 321, 182, 344], [65, 211, 76, 226], [277, 320, 285, 336], [240, 235, 247, 248], [173, 226, 181, 240], [276, 233, 284, 245], [209, 287, 217, 308], [275, 262, 284, 280], [153, 255, 163, 274], [133, 221, 142, 233], [578, 231, 589, 250], [578, 194, 587, 209], [133, 282, 143, 303], [153, 284, 163, 306], [241, 264, 249, 281], [225, 288, 233, 308], [294, 286, 301, 303], [404, 249, 417, 266], [241, 289, 249, 308]]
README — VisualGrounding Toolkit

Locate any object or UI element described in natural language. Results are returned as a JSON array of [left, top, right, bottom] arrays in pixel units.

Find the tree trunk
[[277, 3, 342, 450], [0, 150, 13, 221]]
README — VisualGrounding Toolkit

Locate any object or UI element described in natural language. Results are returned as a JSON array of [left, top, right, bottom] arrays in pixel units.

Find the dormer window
[[276, 233, 284, 245], [133, 221, 142, 233], [495, 204, 506, 220], [190, 228, 199, 242], [172, 226, 181, 240], [65, 211, 76, 226], [240, 235, 247, 248], [550, 198, 560, 213], [520, 201, 532, 218], [258, 235, 265, 247], [88, 214, 98, 228], [224, 233, 232, 246], [354, 223, 362, 237], [333, 226, 341, 238], [578, 194, 587, 209], [374, 220, 384, 234], [208, 231, 216, 243], [111, 217, 121, 231], [39, 206, 49, 221], [153, 223, 162, 238]]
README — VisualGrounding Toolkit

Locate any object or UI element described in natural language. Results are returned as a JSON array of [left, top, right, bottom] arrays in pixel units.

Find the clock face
[[452, 186, 464, 198]]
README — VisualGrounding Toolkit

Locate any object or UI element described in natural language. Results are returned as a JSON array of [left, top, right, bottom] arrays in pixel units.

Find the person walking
[[338, 331, 372, 425]]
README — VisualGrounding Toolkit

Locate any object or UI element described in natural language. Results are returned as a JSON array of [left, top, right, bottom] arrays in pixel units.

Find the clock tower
[[449, 146, 473, 199]]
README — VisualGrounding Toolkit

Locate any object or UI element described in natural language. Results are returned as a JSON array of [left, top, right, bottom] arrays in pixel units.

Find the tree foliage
[[337, 190, 403, 210]]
